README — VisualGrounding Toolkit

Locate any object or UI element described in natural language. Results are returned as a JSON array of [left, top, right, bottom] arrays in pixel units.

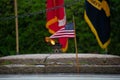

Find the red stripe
[[50, 27, 75, 38]]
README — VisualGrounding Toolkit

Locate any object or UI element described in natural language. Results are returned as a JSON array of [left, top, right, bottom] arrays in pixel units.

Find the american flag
[[50, 23, 75, 38]]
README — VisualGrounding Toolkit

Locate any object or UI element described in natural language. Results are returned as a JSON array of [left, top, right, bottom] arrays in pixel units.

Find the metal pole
[[73, 15, 80, 73], [14, 0, 19, 54]]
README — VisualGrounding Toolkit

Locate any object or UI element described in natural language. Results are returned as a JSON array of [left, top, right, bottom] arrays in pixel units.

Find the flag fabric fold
[[84, 0, 111, 49], [46, 0, 68, 52]]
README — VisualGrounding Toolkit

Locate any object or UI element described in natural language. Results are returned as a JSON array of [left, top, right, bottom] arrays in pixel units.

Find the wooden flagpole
[[73, 15, 80, 73], [14, 0, 19, 54], [105, 47, 108, 54]]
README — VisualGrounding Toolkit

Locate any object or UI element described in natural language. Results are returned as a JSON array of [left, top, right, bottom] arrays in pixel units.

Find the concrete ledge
[[0, 53, 120, 74], [0, 54, 119, 65]]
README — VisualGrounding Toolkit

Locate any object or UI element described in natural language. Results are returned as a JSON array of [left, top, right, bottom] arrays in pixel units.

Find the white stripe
[[56, 29, 74, 33], [50, 35, 75, 38], [53, 33, 75, 35], [51, 31, 75, 36], [58, 8, 66, 27]]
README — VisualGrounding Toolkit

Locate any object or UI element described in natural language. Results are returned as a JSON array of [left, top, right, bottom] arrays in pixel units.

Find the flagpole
[[105, 48, 108, 54], [73, 15, 79, 73], [14, 0, 19, 55]]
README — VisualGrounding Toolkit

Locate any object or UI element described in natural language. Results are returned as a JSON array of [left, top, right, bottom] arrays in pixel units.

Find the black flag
[[84, 0, 110, 49]]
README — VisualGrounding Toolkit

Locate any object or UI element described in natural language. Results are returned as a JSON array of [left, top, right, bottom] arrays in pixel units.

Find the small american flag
[[50, 23, 75, 38]]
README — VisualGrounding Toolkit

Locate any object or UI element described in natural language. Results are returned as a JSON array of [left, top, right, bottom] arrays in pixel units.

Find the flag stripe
[[53, 33, 75, 35], [50, 35, 75, 38], [50, 23, 75, 38]]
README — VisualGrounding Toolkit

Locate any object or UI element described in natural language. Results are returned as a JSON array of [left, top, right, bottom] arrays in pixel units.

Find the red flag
[[46, 0, 59, 33], [46, 0, 68, 52]]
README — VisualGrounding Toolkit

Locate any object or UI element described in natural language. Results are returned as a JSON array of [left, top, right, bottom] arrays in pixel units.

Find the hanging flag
[[46, 0, 59, 34], [84, 0, 111, 49], [50, 23, 75, 38], [46, 0, 68, 52]]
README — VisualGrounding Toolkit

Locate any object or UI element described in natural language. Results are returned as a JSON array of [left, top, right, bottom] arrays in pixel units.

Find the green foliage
[[109, 0, 120, 55], [0, 0, 120, 56], [0, 0, 16, 56]]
